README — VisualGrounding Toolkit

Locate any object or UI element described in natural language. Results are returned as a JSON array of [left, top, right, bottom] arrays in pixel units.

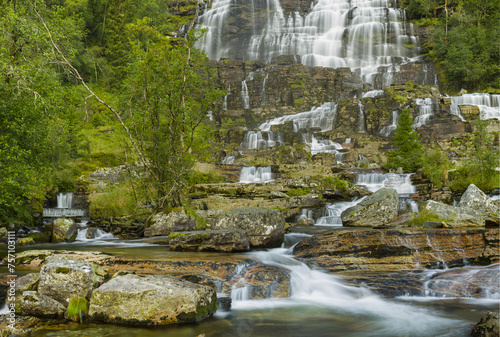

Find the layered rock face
[[168, 230, 251, 252], [293, 228, 499, 272]]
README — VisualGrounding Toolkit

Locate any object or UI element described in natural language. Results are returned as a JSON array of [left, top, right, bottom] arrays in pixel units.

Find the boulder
[[88, 274, 217, 325], [20, 291, 65, 318], [8, 273, 40, 313], [0, 227, 7, 240], [458, 184, 500, 226], [422, 200, 484, 227], [296, 218, 315, 226], [471, 312, 500, 337], [51, 218, 78, 243], [144, 209, 196, 237], [341, 188, 398, 227], [38, 258, 97, 304], [169, 230, 250, 252], [212, 207, 285, 248]]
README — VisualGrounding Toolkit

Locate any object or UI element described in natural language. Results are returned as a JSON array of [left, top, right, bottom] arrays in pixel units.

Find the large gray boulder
[[88, 274, 217, 325], [471, 311, 500, 337], [341, 188, 398, 227], [212, 207, 285, 248], [144, 209, 196, 237], [422, 200, 484, 227], [51, 218, 78, 243], [169, 230, 250, 252], [38, 258, 97, 305], [458, 184, 499, 226], [20, 291, 65, 318]]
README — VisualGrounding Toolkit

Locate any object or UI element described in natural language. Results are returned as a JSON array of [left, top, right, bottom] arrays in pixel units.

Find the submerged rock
[[51, 218, 78, 243], [38, 258, 97, 304], [144, 209, 196, 237], [169, 230, 250, 252], [341, 188, 398, 227], [458, 184, 500, 227], [88, 274, 217, 325], [212, 207, 285, 248], [471, 311, 500, 337]]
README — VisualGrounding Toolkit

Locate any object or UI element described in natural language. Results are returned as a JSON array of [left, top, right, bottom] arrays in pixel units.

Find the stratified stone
[[169, 230, 250, 252], [458, 184, 500, 227], [212, 207, 285, 248], [471, 312, 500, 337], [38, 258, 97, 304], [20, 291, 65, 318], [51, 218, 78, 243], [144, 209, 196, 237], [293, 228, 499, 272], [341, 188, 398, 227], [88, 274, 217, 325], [423, 200, 484, 227]]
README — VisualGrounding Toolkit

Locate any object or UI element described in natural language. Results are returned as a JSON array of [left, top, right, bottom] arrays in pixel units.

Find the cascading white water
[[239, 166, 274, 183], [362, 90, 385, 98], [316, 199, 366, 225], [379, 110, 398, 137], [304, 135, 344, 159], [241, 80, 250, 109], [413, 98, 434, 128], [221, 155, 236, 164], [197, 0, 420, 86], [76, 228, 115, 241], [57, 193, 73, 208], [450, 93, 500, 120], [242, 131, 283, 149], [43, 193, 85, 217], [357, 100, 366, 132]]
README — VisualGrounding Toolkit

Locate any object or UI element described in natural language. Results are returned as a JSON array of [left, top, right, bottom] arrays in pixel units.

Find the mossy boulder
[[212, 207, 285, 248], [144, 209, 196, 237], [51, 218, 78, 243], [20, 291, 65, 318], [341, 188, 398, 227], [422, 200, 484, 227], [458, 184, 499, 227], [88, 274, 217, 325]]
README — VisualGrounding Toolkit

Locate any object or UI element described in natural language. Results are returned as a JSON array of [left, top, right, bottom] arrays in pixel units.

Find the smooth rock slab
[[212, 207, 285, 248], [88, 274, 217, 325], [341, 188, 398, 227], [169, 230, 250, 252], [38, 257, 96, 304]]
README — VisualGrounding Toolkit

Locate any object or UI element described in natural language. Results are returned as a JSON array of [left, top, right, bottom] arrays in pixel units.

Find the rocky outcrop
[[212, 207, 285, 247], [293, 228, 499, 272], [169, 230, 250, 252], [51, 218, 78, 243], [422, 200, 484, 227], [89, 274, 217, 325], [144, 209, 196, 237], [458, 184, 499, 226], [471, 312, 500, 337], [38, 258, 97, 304], [20, 291, 65, 318], [341, 188, 398, 227]]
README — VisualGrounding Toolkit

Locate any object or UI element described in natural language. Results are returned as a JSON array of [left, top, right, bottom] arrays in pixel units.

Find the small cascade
[[362, 90, 384, 98], [242, 131, 283, 149], [379, 110, 398, 137], [76, 228, 115, 241], [315, 197, 367, 225], [296, 209, 314, 222], [413, 98, 434, 128], [345, 138, 351, 144], [43, 193, 85, 218], [222, 84, 231, 110], [282, 233, 312, 248], [239, 166, 274, 183], [221, 155, 236, 164], [260, 72, 269, 106], [304, 134, 344, 158], [241, 80, 250, 109], [357, 100, 366, 132], [450, 93, 500, 120]]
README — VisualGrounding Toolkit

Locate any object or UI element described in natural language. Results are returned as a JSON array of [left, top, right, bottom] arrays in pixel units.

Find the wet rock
[[89, 274, 217, 325], [230, 264, 290, 299], [217, 296, 232, 311], [293, 228, 499, 272], [85, 227, 99, 239], [458, 184, 499, 227], [471, 311, 500, 337], [169, 230, 250, 252], [212, 207, 285, 248], [341, 188, 398, 227], [38, 257, 97, 304], [20, 291, 65, 318], [422, 200, 484, 227], [9, 249, 114, 266], [144, 209, 196, 237], [51, 218, 78, 243], [296, 218, 315, 226], [423, 221, 445, 228]]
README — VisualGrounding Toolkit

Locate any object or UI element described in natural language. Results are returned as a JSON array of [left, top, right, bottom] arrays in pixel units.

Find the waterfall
[[413, 98, 434, 128], [57, 193, 73, 208], [221, 155, 236, 164], [362, 90, 385, 98], [239, 166, 274, 183], [450, 93, 500, 120], [261, 73, 269, 106], [357, 100, 366, 132], [241, 80, 250, 109], [379, 110, 398, 137], [304, 135, 343, 157], [242, 131, 283, 149], [316, 199, 366, 225], [197, 0, 420, 87], [44, 193, 85, 218]]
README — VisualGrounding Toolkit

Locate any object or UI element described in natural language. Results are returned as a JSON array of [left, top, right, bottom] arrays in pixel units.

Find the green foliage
[[186, 170, 226, 186], [286, 188, 310, 197], [409, 209, 445, 227], [386, 109, 423, 173], [66, 295, 88, 323], [89, 184, 138, 218], [421, 146, 451, 188]]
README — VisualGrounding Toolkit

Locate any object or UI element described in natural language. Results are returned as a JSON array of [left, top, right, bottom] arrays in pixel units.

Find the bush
[[421, 146, 451, 188], [186, 170, 225, 185], [89, 184, 138, 218]]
